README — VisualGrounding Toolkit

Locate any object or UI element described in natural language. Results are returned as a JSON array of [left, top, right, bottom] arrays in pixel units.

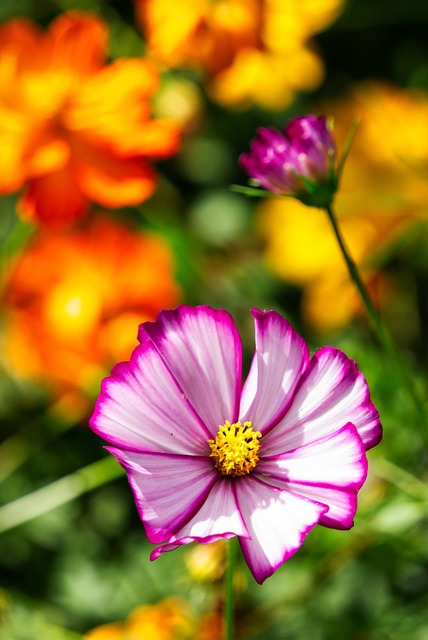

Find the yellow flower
[[136, 0, 345, 110], [0, 13, 180, 226], [185, 540, 226, 583], [260, 199, 396, 331]]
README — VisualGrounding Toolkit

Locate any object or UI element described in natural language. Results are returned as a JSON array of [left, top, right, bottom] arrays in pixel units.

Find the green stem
[[0, 456, 124, 534], [225, 538, 236, 640], [372, 457, 428, 502], [324, 205, 423, 413], [0, 410, 74, 483]]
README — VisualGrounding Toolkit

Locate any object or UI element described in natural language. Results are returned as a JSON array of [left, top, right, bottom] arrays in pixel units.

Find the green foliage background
[[0, 1, 427, 638]]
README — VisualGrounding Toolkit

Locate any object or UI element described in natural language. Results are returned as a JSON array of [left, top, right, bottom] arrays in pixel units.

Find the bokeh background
[[0, 1, 427, 638]]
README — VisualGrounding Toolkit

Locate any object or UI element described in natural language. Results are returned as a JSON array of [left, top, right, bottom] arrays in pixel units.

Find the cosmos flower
[[3, 217, 181, 399], [0, 12, 180, 225], [240, 115, 337, 207], [258, 82, 428, 332], [90, 305, 381, 583]]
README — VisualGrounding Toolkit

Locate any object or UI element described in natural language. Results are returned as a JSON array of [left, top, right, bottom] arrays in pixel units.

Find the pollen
[[208, 420, 262, 477]]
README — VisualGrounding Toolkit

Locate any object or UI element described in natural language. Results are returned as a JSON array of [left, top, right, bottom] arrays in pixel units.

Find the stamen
[[208, 420, 262, 477]]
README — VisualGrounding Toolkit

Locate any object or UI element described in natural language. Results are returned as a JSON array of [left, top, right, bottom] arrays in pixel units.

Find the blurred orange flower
[[260, 82, 428, 331], [0, 12, 180, 226], [2, 217, 181, 398], [195, 611, 224, 640], [84, 598, 192, 640], [136, 0, 345, 110]]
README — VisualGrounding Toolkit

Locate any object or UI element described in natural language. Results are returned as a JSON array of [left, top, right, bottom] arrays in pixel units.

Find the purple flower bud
[[240, 115, 337, 206]]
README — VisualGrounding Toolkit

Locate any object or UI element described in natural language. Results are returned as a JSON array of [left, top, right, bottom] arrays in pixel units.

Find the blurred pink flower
[[90, 305, 381, 583]]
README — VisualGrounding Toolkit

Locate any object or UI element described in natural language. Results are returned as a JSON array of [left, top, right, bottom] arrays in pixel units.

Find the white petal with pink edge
[[239, 310, 310, 433], [283, 484, 359, 530], [256, 423, 367, 529], [138, 305, 242, 435], [235, 477, 328, 584], [258, 423, 367, 488], [90, 340, 211, 455], [106, 448, 216, 543], [263, 347, 381, 456], [151, 478, 249, 559]]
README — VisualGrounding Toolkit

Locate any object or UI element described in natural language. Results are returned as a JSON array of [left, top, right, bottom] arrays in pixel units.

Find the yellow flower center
[[208, 420, 262, 477]]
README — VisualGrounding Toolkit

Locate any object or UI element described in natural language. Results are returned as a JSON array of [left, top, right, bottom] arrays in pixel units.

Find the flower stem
[[0, 456, 124, 534], [225, 538, 236, 640], [324, 205, 423, 413]]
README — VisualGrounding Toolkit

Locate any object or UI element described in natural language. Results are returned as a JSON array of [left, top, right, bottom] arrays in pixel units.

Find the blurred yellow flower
[[136, 0, 345, 110], [0, 12, 180, 226], [84, 598, 192, 640], [260, 82, 428, 331], [260, 198, 397, 331], [185, 540, 226, 583], [2, 217, 181, 398], [153, 76, 203, 133]]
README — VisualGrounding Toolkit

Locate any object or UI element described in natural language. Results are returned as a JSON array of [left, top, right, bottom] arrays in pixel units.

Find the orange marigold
[[0, 12, 180, 226], [83, 598, 192, 640], [2, 217, 181, 397], [135, 0, 345, 110]]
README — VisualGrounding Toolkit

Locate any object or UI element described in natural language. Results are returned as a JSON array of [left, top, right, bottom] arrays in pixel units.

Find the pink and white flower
[[90, 305, 381, 583]]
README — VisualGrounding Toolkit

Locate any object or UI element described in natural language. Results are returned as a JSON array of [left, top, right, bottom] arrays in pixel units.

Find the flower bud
[[240, 115, 337, 207]]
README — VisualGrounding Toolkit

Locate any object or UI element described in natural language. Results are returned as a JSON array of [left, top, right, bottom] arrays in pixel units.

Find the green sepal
[[230, 185, 293, 199]]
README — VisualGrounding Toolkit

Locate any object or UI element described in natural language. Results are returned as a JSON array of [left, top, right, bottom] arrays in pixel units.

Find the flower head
[[0, 13, 180, 225], [136, 0, 345, 110], [256, 83, 428, 332], [90, 305, 381, 583], [3, 218, 181, 398], [240, 115, 337, 206]]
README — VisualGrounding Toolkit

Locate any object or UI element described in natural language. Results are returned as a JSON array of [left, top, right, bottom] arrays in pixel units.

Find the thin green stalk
[[225, 538, 236, 640], [372, 457, 428, 502], [0, 456, 124, 534], [324, 204, 424, 414], [0, 412, 74, 483]]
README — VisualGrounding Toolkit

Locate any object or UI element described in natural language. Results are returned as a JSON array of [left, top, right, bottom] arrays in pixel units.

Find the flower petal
[[67, 59, 179, 157], [151, 478, 249, 559], [240, 309, 309, 432], [235, 477, 328, 584], [257, 423, 367, 529], [106, 448, 216, 543], [90, 340, 212, 455], [263, 347, 382, 456], [47, 12, 107, 77], [18, 166, 88, 225], [138, 306, 242, 434], [75, 141, 157, 207]]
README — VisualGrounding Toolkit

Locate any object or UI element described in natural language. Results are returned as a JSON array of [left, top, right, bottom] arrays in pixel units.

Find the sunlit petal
[[264, 347, 381, 455], [257, 423, 367, 529], [90, 340, 211, 455], [236, 476, 328, 584], [151, 478, 249, 558], [240, 309, 309, 432], [106, 448, 216, 543], [138, 306, 242, 434]]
